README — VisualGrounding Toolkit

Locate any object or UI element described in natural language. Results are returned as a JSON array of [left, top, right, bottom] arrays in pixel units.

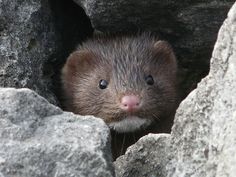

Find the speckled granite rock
[[168, 2, 236, 176], [114, 134, 171, 177], [0, 88, 114, 177], [0, 0, 59, 104]]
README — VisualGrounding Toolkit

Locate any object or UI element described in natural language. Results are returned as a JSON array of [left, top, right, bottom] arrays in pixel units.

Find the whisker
[[120, 134, 126, 156]]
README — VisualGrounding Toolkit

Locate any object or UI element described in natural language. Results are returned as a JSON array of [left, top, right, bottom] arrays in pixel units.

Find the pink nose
[[120, 95, 141, 112]]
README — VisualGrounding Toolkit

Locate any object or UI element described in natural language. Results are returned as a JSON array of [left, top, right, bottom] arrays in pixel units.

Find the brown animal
[[61, 33, 178, 159]]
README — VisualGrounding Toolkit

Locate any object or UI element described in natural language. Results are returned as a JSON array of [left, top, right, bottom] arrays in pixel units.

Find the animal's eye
[[99, 79, 108, 89], [145, 75, 154, 85]]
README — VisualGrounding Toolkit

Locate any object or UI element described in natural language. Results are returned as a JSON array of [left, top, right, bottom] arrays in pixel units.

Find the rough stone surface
[[0, 0, 59, 104], [114, 134, 171, 177], [73, 0, 235, 98], [115, 2, 236, 177], [168, 2, 236, 176], [0, 88, 114, 177]]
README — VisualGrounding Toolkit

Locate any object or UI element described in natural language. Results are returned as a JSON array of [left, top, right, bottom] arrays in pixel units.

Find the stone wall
[[0, 0, 236, 176]]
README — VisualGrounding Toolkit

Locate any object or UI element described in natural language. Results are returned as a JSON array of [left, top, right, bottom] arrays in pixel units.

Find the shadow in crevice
[[47, 0, 94, 106]]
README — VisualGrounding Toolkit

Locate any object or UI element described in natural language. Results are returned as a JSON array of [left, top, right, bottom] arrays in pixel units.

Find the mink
[[61, 33, 178, 159]]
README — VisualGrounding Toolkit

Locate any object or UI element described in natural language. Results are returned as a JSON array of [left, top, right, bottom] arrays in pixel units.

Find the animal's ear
[[62, 50, 95, 77], [153, 40, 177, 72], [61, 50, 96, 110], [61, 50, 96, 94]]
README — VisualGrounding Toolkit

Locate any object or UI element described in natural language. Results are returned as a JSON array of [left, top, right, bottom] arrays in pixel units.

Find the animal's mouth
[[108, 116, 153, 133]]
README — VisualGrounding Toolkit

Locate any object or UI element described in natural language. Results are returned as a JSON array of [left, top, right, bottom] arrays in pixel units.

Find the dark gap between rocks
[[47, 0, 94, 106]]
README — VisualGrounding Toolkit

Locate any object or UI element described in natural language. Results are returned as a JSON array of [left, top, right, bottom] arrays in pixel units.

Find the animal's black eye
[[99, 79, 108, 89], [145, 75, 154, 85]]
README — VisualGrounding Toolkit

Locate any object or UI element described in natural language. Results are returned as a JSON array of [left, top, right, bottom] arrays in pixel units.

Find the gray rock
[[0, 88, 114, 177], [73, 0, 234, 98], [0, 0, 59, 104], [114, 134, 171, 177], [168, 2, 236, 176], [115, 2, 236, 177]]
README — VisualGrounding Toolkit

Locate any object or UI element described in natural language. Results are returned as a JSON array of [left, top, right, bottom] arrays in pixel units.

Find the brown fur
[[61, 33, 178, 159]]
